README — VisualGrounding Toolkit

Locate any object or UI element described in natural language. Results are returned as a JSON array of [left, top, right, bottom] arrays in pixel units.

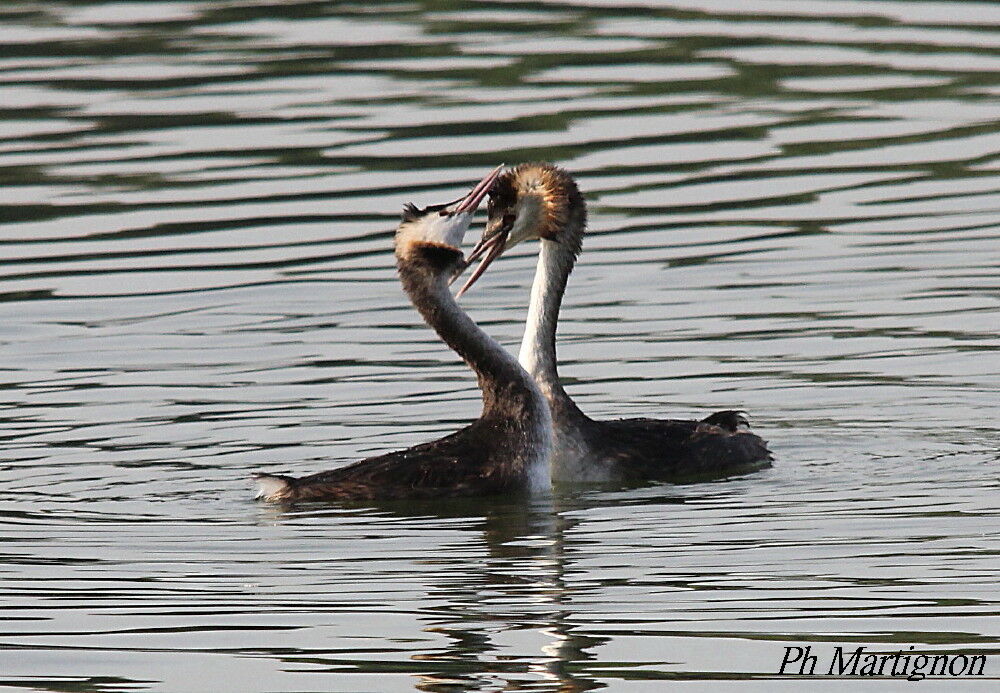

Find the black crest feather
[[412, 243, 463, 272], [401, 203, 420, 222]]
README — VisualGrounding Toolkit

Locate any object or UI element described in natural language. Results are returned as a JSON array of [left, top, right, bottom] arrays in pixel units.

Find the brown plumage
[[488, 163, 585, 246]]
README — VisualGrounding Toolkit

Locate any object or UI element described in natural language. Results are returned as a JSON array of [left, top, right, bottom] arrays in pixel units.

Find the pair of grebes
[[256, 163, 770, 503]]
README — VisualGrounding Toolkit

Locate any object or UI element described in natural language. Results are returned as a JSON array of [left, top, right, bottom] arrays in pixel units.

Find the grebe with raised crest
[[255, 166, 551, 502]]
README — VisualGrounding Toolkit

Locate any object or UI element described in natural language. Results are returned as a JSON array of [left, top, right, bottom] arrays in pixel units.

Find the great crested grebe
[[454, 162, 771, 483], [255, 166, 551, 502]]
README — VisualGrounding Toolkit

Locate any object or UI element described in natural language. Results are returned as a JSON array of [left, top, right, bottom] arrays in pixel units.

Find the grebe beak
[[445, 164, 504, 216], [453, 216, 512, 298]]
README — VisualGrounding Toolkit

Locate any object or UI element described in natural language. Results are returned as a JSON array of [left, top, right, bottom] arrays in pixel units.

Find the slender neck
[[518, 237, 587, 424], [399, 254, 543, 419]]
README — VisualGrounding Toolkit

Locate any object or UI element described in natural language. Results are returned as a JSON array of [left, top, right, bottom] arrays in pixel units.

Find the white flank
[[254, 475, 289, 502]]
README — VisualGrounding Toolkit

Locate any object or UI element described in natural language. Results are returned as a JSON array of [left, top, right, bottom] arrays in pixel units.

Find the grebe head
[[395, 165, 504, 258], [454, 162, 584, 296]]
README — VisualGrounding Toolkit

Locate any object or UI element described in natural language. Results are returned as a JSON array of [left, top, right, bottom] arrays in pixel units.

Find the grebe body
[[256, 167, 551, 502], [456, 163, 770, 483]]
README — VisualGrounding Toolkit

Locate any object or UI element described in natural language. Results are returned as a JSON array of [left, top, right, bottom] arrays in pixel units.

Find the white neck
[[518, 239, 580, 415], [517, 236, 601, 480], [519, 240, 559, 388]]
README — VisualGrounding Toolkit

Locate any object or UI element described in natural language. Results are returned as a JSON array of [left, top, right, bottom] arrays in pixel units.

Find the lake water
[[1, 1, 998, 690]]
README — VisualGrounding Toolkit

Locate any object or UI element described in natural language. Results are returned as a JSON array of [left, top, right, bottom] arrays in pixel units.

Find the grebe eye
[[439, 210, 449, 216], [503, 213, 515, 226]]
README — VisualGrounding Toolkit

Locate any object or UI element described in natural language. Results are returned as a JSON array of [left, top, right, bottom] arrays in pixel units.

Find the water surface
[[1, 1, 998, 690]]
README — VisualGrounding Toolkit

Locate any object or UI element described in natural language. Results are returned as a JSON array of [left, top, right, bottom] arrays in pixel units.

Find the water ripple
[[1, 0, 998, 690]]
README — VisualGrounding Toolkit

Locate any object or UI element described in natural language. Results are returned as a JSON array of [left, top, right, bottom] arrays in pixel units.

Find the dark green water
[[1, 1, 998, 690]]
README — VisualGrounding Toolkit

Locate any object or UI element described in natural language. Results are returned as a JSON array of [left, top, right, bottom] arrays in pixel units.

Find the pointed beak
[[452, 217, 512, 298], [446, 164, 504, 216]]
